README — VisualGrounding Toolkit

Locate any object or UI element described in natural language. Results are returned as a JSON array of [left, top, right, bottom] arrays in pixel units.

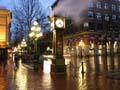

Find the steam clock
[[51, 16, 66, 74]]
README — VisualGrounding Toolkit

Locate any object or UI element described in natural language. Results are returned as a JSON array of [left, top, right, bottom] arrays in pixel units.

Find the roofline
[[64, 32, 102, 39], [51, 0, 59, 9], [0, 8, 11, 12]]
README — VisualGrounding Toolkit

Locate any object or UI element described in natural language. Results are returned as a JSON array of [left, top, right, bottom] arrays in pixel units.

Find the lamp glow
[[29, 32, 35, 37]]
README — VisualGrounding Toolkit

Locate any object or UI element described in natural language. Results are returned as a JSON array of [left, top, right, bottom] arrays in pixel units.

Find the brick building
[[52, 0, 120, 56]]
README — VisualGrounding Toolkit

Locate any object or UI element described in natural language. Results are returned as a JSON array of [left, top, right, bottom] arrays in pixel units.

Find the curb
[[23, 63, 34, 69]]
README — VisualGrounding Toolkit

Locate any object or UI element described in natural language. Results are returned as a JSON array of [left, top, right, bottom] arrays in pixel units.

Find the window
[[88, 11, 94, 18], [114, 33, 119, 37], [112, 4, 116, 10], [118, 16, 120, 21], [118, 6, 120, 11], [104, 3, 109, 10], [112, 15, 116, 21], [89, 22, 95, 31], [96, 13, 102, 20], [114, 26, 118, 31], [96, 2, 102, 9], [88, 2, 94, 8], [106, 24, 110, 31], [105, 14, 109, 21], [97, 23, 103, 31]]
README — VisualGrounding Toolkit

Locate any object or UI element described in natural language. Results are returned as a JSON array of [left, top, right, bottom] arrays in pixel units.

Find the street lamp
[[21, 39, 27, 55], [29, 20, 43, 54], [29, 20, 43, 70], [21, 39, 27, 47], [16, 44, 21, 56]]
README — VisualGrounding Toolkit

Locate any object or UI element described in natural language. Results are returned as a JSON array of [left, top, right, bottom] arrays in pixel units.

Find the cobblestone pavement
[[1, 55, 120, 90]]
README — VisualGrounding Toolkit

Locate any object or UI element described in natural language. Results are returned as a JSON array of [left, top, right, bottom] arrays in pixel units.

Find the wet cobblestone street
[[1, 55, 120, 90]]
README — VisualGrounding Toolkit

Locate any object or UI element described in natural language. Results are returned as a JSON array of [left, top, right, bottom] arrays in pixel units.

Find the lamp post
[[29, 20, 43, 70], [21, 39, 27, 55], [79, 40, 84, 58], [29, 20, 43, 54], [16, 44, 21, 56]]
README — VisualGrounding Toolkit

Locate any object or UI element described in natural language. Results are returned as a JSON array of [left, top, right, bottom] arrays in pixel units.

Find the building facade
[[0, 8, 11, 48], [0, 8, 11, 61], [63, 0, 120, 56]]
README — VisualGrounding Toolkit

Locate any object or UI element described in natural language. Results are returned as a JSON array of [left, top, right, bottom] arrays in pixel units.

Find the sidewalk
[[105, 70, 120, 80], [2, 55, 120, 90], [22, 60, 43, 70], [22, 62, 34, 69], [0, 59, 16, 90]]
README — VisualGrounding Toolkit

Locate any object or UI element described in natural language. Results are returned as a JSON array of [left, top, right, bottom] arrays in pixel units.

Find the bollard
[[81, 62, 85, 74]]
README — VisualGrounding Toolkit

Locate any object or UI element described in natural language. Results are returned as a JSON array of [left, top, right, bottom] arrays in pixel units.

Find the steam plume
[[52, 0, 96, 24]]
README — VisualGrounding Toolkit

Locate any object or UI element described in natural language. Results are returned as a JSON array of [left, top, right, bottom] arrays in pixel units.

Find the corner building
[[63, 0, 120, 56]]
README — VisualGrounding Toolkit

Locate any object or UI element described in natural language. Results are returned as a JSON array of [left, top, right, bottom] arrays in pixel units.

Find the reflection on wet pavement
[[15, 61, 28, 90], [2, 55, 120, 90]]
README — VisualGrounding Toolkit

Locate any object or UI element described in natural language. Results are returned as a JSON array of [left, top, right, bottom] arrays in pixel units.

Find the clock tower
[[50, 16, 66, 74]]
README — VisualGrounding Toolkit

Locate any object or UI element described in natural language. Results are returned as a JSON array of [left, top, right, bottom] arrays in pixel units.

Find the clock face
[[55, 19, 64, 28]]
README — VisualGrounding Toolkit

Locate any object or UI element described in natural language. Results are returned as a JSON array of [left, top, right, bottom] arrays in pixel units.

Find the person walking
[[14, 54, 19, 68]]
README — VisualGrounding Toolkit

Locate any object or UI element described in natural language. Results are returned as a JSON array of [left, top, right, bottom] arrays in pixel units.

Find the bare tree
[[11, 0, 50, 45]]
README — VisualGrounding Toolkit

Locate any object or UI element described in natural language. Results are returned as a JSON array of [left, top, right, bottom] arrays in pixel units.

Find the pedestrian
[[14, 54, 19, 68], [1, 49, 8, 74]]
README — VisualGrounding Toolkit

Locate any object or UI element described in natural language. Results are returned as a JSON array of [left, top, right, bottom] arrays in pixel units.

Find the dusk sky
[[0, 0, 55, 15], [0, 0, 56, 41]]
